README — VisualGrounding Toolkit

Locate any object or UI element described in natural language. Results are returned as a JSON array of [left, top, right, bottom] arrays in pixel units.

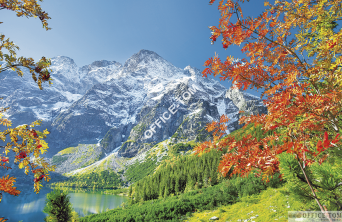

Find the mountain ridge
[[0, 49, 268, 185]]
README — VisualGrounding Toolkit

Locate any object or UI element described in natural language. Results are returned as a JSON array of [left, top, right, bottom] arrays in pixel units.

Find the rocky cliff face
[[0, 49, 268, 179]]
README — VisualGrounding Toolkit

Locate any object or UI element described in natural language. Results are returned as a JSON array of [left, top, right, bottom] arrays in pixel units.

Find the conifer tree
[[197, 169, 203, 185], [142, 184, 147, 201], [158, 184, 164, 199], [163, 183, 169, 199], [170, 177, 175, 194], [175, 176, 180, 195], [204, 167, 210, 187], [128, 185, 132, 199], [43, 188, 73, 222], [210, 165, 217, 185], [135, 190, 140, 204]]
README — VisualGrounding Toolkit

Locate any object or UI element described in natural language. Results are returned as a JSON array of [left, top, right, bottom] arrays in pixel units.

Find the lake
[[0, 185, 129, 222]]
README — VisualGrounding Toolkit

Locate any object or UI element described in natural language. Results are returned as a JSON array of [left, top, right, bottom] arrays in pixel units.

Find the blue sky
[[1, 0, 339, 99]]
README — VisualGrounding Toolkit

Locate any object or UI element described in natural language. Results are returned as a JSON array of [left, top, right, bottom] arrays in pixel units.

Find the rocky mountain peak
[[49, 56, 81, 91], [124, 49, 164, 69], [136, 49, 161, 59], [184, 65, 202, 79], [122, 49, 185, 79], [225, 82, 246, 110], [124, 49, 163, 68], [90, 60, 122, 68], [51, 56, 77, 67]]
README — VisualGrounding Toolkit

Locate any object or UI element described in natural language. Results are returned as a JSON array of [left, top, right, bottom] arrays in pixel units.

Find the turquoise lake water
[[0, 186, 129, 222]]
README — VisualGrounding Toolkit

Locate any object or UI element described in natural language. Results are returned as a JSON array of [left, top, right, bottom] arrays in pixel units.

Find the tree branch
[[295, 154, 333, 222], [0, 64, 23, 72]]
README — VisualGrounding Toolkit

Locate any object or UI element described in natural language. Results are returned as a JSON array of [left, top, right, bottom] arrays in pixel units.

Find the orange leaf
[[202, 68, 213, 77], [220, 114, 230, 123]]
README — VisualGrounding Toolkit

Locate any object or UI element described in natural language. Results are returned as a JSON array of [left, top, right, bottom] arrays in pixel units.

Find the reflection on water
[[69, 191, 128, 217], [0, 186, 129, 222]]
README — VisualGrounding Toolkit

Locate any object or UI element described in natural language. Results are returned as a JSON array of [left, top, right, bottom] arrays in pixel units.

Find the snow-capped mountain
[[0, 49, 268, 172]]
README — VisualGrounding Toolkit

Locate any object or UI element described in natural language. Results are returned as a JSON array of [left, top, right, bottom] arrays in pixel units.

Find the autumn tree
[[194, 0, 342, 218], [0, 0, 55, 221]]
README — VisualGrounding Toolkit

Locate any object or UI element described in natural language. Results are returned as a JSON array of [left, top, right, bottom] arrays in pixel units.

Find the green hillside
[[52, 120, 342, 221], [78, 171, 293, 222], [75, 122, 292, 221]]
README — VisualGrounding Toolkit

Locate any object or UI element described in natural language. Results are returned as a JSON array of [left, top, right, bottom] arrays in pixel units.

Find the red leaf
[[317, 140, 323, 153], [34, 67, 41, 73], [42, 73, 50, 82], [331, 133, 341, 144], [1, 157, 9, 162], [18, 152, 27, 159], [328, 41, 337, 49], [269, 125, 277, 130], [323, 131, 330, 148]]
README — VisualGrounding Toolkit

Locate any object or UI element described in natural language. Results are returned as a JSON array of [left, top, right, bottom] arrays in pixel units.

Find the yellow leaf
[[12, 148, 19, 153], [43, 129, 50, 135], [4, 119, 12, 127], [19, 162, 24, 169]]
